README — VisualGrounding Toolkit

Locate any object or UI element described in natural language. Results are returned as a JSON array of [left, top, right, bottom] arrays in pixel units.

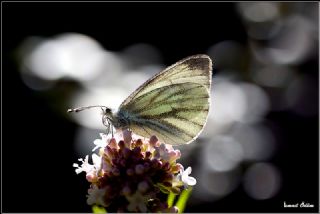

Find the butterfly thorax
[[108, 109, 130, 130]]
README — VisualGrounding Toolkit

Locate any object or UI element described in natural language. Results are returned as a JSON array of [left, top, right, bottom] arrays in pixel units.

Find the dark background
[[3, 2, 319, 213]]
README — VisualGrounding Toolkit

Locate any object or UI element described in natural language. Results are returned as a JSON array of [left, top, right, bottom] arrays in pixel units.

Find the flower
[[73, 130, 196, 212], [87, 185, 108, 207], [180, 166, 197, 187], [126, 191, 149, 212], [92, 133, 109, 152], [73, 153, 101, 182]]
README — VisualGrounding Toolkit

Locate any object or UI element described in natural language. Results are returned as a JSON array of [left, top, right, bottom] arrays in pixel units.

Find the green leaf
[[175, 187, 193, 213], [92, 205, 107, 213]]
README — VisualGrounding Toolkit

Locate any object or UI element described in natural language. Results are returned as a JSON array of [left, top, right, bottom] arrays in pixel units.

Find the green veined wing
[[118, 55, 212, 145]]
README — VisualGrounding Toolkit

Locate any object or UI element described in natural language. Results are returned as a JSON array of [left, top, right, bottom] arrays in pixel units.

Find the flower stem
[[92, 205, 107, 213], [175, 187, 193, 213], [167, 191, 177, 207]]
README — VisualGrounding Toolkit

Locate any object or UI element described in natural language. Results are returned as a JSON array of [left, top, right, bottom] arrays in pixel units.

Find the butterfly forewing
[[118, 55, 212, 145], [121, 55, 212, 106]]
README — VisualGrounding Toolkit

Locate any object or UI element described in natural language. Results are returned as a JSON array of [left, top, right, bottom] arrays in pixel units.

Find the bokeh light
[[285, 75, 318, 117], [251, 65, 293, 88], [243, 163, 281, 200], [249, 15, 317, 65], [207, 40, 247, 71], [230, 123, 276, 161], [21, 33, 107, 82], [238, 2, 280, 23], [193, 165, 241, 202], [203, 135, 244, 172]]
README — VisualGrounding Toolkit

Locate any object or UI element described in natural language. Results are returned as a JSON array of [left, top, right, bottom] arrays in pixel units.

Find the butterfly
[[68, 54, 212, 145]]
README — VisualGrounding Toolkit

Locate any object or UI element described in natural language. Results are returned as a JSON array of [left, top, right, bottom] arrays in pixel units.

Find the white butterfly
[[68, 55, 212, 145]]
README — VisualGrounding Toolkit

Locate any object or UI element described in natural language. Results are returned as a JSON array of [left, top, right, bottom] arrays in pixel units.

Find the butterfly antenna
[[67, 105, 109, 113]]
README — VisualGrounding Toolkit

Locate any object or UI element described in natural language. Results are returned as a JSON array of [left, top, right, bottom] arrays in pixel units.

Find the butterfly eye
[[103, 108, 112, 115]]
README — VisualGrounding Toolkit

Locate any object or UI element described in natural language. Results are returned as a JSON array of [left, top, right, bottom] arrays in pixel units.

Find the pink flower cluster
[[74, 130, 196, 212]]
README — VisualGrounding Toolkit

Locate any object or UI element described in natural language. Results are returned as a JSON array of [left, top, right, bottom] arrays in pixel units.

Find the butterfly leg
[[102, 114, 108, 127], [111, 123, 114, 137], [102, 113, 112, 136], [106, 124, 110, 135]]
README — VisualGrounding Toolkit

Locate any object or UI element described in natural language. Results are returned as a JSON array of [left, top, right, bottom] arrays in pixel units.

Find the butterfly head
[[68, 105, 115, 128]]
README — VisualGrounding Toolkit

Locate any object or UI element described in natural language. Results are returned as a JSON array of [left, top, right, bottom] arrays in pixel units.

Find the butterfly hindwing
[[119, 83, 209, 145]]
